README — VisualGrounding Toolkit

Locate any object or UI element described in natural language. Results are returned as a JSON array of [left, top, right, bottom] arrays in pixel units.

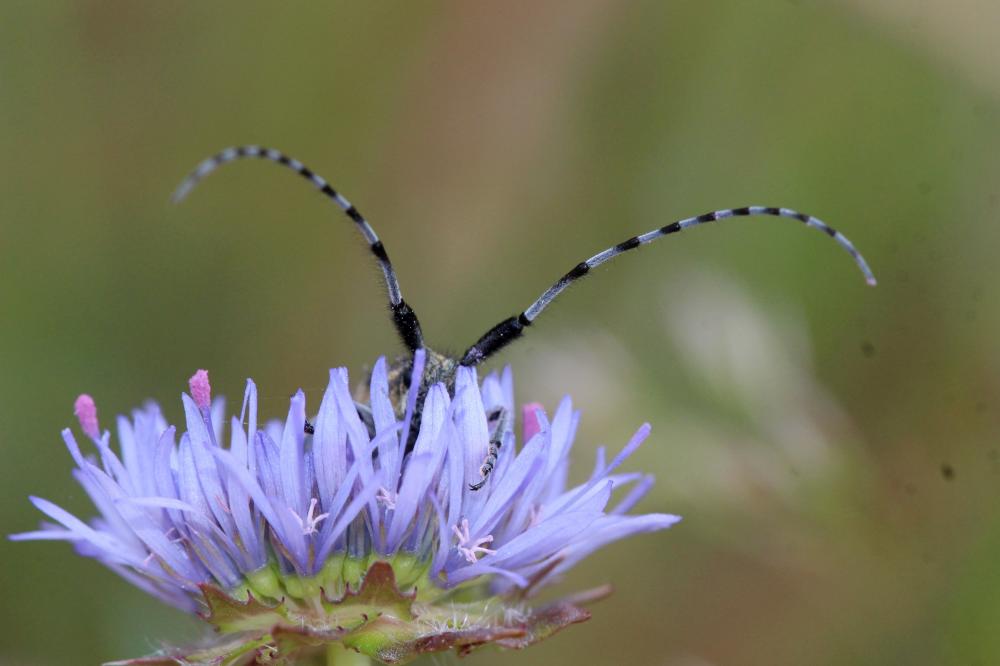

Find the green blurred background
[[3, 2, 1000, 664]]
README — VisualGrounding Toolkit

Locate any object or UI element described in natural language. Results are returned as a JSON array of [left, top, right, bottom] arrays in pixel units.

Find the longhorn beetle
[[173, 146, 876, 491]]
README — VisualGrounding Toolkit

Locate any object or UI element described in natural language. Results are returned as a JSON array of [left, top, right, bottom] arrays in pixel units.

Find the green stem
[[326, 644, 373, 666]]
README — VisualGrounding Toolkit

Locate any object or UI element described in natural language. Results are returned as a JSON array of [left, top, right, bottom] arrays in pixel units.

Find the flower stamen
[[376, 486, 397, 510], [522, 402, 545, 442], [74, 394, 100, 440], [289, 498, 329, 536], [452, 518, 496, 563], [188, 369, 212, 411]]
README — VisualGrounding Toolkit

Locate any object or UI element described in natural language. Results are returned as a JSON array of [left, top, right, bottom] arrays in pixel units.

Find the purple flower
[[12, 350, 680, 664]]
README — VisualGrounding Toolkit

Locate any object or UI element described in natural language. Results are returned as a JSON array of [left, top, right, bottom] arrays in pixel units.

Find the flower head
[[12, 350, 680, 664]]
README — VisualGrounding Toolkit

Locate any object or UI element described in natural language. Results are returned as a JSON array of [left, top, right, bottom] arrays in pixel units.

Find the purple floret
[[12, 350, 680, 611]]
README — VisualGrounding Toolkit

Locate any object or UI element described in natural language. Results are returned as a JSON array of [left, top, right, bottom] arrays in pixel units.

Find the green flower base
[[107, 559, 599, 665]]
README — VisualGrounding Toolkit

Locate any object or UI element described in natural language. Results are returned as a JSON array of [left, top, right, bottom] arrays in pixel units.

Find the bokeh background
[[3, 2, 1000, 664]]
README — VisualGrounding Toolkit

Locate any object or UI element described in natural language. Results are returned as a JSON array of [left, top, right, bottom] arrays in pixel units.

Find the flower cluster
[[12, 350, 679, 664]]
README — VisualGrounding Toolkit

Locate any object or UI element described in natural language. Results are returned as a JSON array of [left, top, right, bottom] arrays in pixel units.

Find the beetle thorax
[[382, 349, 457, 415]]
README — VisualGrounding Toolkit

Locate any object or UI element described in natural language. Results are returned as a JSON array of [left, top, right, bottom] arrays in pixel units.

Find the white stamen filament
[[452, 518, 496, 563], [376, 486, 397, 510], [289, 498, 329, 536]]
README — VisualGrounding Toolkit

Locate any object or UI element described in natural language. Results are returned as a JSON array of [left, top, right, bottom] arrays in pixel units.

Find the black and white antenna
[[174, 149, 875, 373], [173, 148, 877, 491], [172, 146, 424, 352], [459, 206, 876, 367]]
